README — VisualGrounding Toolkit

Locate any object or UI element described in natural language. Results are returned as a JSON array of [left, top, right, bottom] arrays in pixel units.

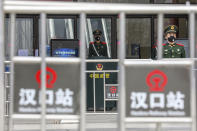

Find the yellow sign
[[89, 73, 110, 79]]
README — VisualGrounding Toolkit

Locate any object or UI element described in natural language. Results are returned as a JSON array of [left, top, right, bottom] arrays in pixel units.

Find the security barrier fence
[[0, 1, 197, 131]]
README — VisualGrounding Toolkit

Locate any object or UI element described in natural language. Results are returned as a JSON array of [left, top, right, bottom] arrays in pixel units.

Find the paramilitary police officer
[[88, 29, 108, 58], [163, 25, 185, 58]]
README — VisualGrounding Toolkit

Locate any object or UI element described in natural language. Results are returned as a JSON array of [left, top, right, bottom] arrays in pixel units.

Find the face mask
[[95, 36, 100, 41], [168, 36, 175, 42]]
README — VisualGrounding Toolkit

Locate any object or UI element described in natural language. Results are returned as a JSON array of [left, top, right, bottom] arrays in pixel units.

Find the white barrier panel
[[12, 57, 81, 126], [120, 59, 195, 131]]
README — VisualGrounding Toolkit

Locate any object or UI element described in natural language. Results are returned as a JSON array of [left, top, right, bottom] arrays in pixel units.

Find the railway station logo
[[146, 69, 168, 92], [128, 65, 190, 117], [110, 86, 117, 94], [35, 67, 57, 89]]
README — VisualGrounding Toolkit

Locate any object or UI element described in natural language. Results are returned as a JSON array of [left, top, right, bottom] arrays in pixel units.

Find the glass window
[[124, 18, 152, 59], [154, 0, 175, 3], [5, 18, 33, 58], [154, 17, 188, 40], [46, 18, 74, 44], [78, 18, 112, 58], [39, 18, 75, 57], [153, 16, 188, 58]]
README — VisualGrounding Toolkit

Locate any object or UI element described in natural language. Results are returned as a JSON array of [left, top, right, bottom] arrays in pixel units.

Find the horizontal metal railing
[[3, 1, 197, 14]]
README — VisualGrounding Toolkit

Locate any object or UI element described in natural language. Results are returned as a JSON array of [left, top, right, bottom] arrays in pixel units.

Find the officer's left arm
[[103, 43, 108, 58], [104, 45, 108, 56], [181, 46, 186, 58], [88, 44, 93, 57]]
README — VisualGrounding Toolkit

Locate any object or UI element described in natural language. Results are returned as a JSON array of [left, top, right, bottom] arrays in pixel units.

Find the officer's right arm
[[152, 47, 157, 59]]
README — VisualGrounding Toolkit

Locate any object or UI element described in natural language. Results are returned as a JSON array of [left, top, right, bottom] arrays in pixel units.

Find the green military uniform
[[163, 25, 186, 58], [88, 41, 108, 57], [88, 29, 108, 58], [163, 43, 185, 58]]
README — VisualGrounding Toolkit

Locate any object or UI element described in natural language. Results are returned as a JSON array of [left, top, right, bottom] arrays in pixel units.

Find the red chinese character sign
[[13, 58, 80, 115], [125, 60, 192, 117]]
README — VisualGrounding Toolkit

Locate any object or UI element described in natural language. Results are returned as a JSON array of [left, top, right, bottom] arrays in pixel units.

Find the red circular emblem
[[35, 67, 57, 89], [146, 69, 168, 92], [96, 64, 103, 71], [110, 86, 117, 94]]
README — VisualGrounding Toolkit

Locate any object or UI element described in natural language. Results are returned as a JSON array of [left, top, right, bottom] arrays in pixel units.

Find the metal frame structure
[[0, 0, 4, 131], [3, 2, 197, 14], [0, 1, 196, 131]]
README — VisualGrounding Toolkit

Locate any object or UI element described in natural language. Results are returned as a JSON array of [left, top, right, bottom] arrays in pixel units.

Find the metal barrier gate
[[0, 1, 196, 131]]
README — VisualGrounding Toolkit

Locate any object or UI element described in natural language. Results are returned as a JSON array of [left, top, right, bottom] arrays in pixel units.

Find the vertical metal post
[[191, 62, 196, 131], [93, 72, 96, 112], [189, 11, 196, 131], [118, 12, 126, 131], [189, 12, 195, 58], [156, 122, 161, 131], [104, 72, 106, 113], [9, 13, 16, 131], [0, 0, 4, 130], [79, 12, 86, 131], [157, 13, 164, 60], [40, 13, 46, 131]]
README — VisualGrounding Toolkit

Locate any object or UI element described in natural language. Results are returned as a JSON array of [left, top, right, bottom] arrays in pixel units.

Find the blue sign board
[[53, 48, 78, 57]]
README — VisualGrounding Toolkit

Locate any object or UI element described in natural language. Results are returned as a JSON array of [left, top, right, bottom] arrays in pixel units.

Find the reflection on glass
[[125, 18, 151, 59], [46, 19, 74, 43], [154, 0, 174, 3], [38, 18, 75, 57], [5, 18, 33, 57]]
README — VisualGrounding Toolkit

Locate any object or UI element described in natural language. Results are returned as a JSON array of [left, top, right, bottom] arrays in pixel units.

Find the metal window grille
[[0, 1, 196, 131]]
